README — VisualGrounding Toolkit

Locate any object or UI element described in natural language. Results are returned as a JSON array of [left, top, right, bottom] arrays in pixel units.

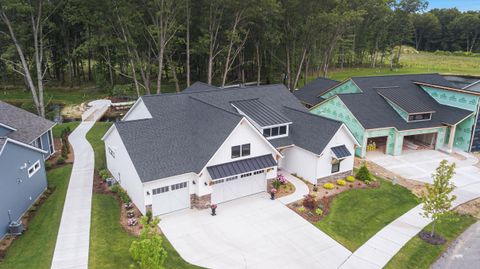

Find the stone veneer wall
[[317, 170, 352, 185], [190, 194, 211, 209]]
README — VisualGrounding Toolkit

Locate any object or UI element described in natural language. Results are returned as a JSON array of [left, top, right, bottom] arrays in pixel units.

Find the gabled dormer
[[230, 99, 292, 140], [377, 87, 435, 123]]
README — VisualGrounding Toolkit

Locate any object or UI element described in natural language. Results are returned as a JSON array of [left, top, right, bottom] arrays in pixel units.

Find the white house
[[102, 82, 358, 216]]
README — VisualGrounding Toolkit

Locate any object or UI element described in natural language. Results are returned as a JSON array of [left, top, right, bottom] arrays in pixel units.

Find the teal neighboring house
[[295, 74, 480, 157]]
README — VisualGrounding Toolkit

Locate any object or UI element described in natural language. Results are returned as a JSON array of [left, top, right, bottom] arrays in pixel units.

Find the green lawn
[[52, 121, 81, 138], [0, 165, 73, 269], [385, 213, 476, 269], [86, 122, 113, 171], [315, 180, 419, 251]]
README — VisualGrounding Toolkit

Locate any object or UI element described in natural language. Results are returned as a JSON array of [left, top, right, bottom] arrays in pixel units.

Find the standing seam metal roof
[[231, 99, 291, 127], [207, 154, 276, 179]]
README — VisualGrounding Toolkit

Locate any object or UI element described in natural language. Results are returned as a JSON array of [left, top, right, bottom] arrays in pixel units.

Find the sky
[[427, 0, 480, 11]]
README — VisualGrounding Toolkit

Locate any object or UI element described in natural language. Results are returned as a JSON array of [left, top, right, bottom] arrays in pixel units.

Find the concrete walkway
[[51, 100, 110, 269], [278, 171, 310, 205], [340, 149, 480, 269]]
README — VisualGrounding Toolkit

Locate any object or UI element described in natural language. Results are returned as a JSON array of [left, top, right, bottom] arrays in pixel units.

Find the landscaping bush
[[45, 161, 52, 170], [272, 179, 281, 189], [56, 157, 65, 165], [346, 176, 355, 182], [119, 190, 131, 204], [298, 206, 306, 213], [323, 183, 335, 190], [337, 179, 346, 186], [146, 210, 153, 223], [356, 164, 373, 182], [99, 169, 110, 181], [315, 208, 323, 216], [110, 184, 120, 193], [302, 194, 318, 209]]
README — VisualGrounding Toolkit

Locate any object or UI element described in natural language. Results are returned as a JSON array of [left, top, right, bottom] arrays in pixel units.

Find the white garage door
[[211, 170, 266, 204], [152, 181, 190, 216]]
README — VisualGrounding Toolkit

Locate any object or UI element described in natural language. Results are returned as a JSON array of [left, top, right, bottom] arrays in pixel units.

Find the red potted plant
[[270, 188, 277, 200], [210, 204, 217, 216]]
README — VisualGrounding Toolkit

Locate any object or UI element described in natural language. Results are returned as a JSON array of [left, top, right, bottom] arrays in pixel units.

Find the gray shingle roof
[[207, 154, 276, 180], [330, 74, 472, 130], [294, 77, 339, 106], [0, 101, 55, 144], [115, 83, 336, 182], [331, 145, 351, 159], [182, 81, 218, 93], [231, 99, 291, 127], [282, 107, 344, 155], [377, 87, 435, 113]]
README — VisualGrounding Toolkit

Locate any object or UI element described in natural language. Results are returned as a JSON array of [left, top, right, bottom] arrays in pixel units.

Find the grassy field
[[301, 51, 480, 85], [52, 121, 81, 138], [86, 122, 113, 172], [315, 179, 419, 251], [385, 213, 476, 269], [0, 165, 73, 269], [86, 122, 201, 268]]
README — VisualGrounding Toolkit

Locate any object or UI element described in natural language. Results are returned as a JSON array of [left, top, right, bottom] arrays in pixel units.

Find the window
[[171, 182, 187, 190], [240, 172, 253, 178], [408, 113, 431, 122], [253, 170, 264, 175], [232, 144, 250, 159], [28, 160, 41, 178], [241, 144, 250, 156], [331, 160, 340, 173], [231, 145, 241, 158], [211, 179, 225, 185], [262, 125, 288, 139], [152, 186, 169, 195], [225, 176, 238, 182]]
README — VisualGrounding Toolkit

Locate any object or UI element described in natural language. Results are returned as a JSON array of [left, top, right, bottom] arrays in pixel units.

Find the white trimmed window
[[28, 160, 41, 178], [108, 147, 116, 158]]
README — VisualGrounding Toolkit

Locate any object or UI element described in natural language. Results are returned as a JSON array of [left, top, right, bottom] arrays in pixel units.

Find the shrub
[[346, 176, 355, 182], [356, 164, 373, 182], [302, 194, 318, 209], [146, 210, 153, 223], [277, 174, 288, 184], [45, 161, 52, 170], [272, 179, 281, 189], [315, 208, 323, 216], [323, 183, 335, 190], [298, 206, 306, 213], [110, 184, 120, 193], [119, 190, 131, 204], [336, 179, 346, 186], [56, 157, 65, 165]]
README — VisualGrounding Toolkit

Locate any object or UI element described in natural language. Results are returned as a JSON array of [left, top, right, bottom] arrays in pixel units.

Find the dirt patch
[[455, 198, 480, 219], [48, 138, 75, 167], [267, 181, 295, 199], [355, 158, 426, 197], [418, 230, 447, 245], [61, 103, 86, 120]]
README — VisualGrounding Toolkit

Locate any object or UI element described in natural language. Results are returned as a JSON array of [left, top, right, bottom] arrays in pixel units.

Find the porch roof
[[207, 154, 277, 180]]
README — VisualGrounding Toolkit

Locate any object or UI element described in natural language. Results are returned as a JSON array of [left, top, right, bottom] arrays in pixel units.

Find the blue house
[[0, 101, 56, 239]]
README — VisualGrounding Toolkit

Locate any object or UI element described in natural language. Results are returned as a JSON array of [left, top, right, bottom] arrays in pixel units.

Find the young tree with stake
[[421, 160, 457, 238]]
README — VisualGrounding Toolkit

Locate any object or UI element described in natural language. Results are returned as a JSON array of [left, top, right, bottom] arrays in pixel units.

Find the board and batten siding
[[0, 141, 47, 240], [104, 126, 147, 214], [198, 118, 279, 196]]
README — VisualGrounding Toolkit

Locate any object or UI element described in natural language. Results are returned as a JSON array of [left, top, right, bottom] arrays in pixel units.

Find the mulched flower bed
[[418, 230, 447, 245]]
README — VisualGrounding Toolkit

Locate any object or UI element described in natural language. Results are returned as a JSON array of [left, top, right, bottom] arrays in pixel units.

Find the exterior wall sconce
[[192, 180, 196, 185], [204, 182, 208, 186], [146, 191, 150, 196]]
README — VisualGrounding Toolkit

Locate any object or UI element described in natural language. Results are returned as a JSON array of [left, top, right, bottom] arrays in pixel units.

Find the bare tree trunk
[[167, 55, 180, 92], [255, 42, 261, 85], [293, 48, 307, 90], [156, 42, 165, 94]]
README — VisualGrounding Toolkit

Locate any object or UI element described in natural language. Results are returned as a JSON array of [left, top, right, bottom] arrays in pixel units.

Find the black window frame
[[231, 145, 241, 158], [331, 162, 340, 173], [408, 113, 431, 122], [241, 143, 251, 157], [271, 127, 279, 136], [279, 125, 287, 135], [263, 128, 271, 137]]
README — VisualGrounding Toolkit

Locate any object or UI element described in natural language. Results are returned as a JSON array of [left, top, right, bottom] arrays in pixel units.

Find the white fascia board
[[0, 137, 48, 157]]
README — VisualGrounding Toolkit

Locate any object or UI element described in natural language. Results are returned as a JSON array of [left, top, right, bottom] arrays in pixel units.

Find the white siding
[[279, 146, 317, 183], [316, 125, 356, 179], [143, 173, 197, 207], [123, 98, 152, 121], [104, 126, 146, 214], [197, 119, 279, 196]]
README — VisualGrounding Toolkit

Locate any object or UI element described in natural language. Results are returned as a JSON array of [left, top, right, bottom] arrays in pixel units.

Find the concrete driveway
[[159, 193, 351, 269]]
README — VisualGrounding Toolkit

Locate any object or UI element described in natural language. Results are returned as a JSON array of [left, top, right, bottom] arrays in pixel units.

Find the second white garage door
[[211, 170, 266, 204], [152, 181, 190, 216]]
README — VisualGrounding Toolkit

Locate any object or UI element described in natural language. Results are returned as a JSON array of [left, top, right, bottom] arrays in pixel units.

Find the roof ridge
[[115, 118, 151, 125], [351, 73, 439, 79], [188, 96, 243, 118], [229, 98, 260, 103], [282, 106, 343, 125]]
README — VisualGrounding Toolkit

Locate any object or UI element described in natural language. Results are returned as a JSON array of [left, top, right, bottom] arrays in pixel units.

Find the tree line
[[1, 0, 478, 117]]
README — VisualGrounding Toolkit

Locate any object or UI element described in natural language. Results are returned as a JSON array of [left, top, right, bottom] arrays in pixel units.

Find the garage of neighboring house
[[151, 181, 191, 216], [207, 154, 276, 204], [403, 133, 437, 150], [366, 136, 389, 154]]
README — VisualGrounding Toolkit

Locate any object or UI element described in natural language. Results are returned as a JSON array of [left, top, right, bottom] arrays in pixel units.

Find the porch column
[[447, 124, 456, 153]]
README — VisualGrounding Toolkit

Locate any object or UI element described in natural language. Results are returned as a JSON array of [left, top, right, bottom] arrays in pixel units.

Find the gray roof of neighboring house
[[0, 101, 55, 144], [231, 98, 291, 127], [207, 154, 276, 180], [294, 77, 340, 106], [182, 81, 218, 93], [328, 74, 472, 130], [115, 83, 343, 182]]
